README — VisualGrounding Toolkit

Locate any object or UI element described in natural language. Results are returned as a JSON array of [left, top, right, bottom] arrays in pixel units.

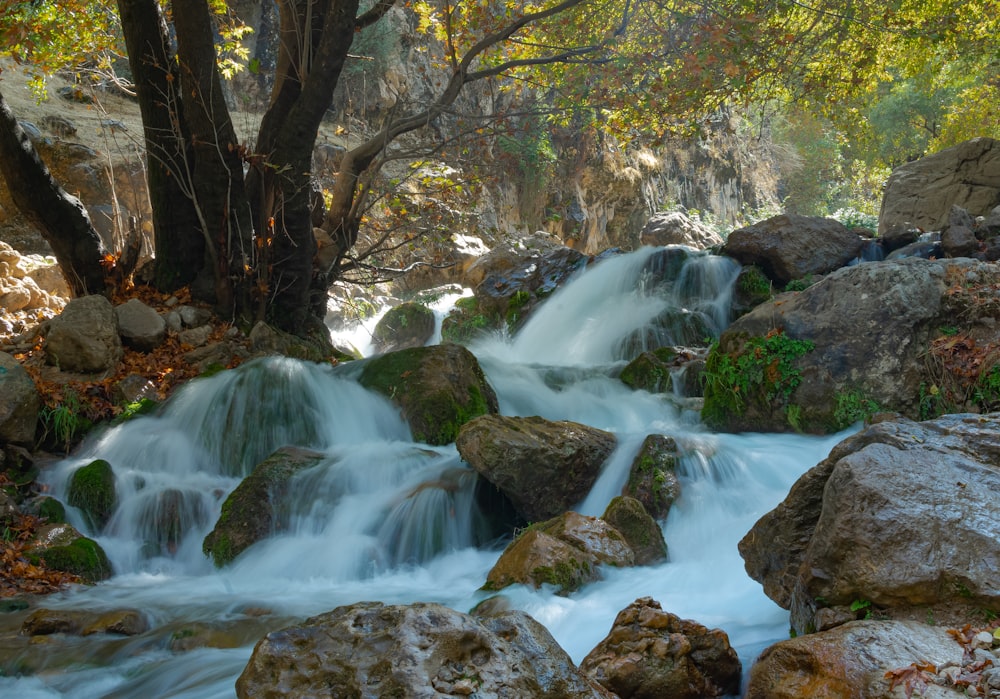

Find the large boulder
[[115, 298, 166, 352], [601, 496, 667, 566], [581, 597, 741, 699], [0, 351, 40, 446], [359, 343, 498, 445], [26, 522, 112, 583], [483, 511, 636, 594], [701, 257, 1000, 433], [721, 214, 864, 286], [67, 458, 117, 531], [236, 601, 612, 699], [44, 294, 122, 373], [203, 447, 326, 567], [456, 414, 617, 521], [878, 137, 1000, 236], [371, 301, 436, 353], [746, 620, 966, 699], [639, 211, 723, 249], [622, 434, 681, 521], [739, 413, 1000, 636]]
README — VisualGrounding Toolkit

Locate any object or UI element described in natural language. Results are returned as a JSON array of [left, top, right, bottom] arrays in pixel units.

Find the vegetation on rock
[[66, 458, 116, 531]]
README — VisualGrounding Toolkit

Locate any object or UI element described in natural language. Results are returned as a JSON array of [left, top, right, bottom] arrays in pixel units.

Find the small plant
[[973, 365, 1000, 411], [833, 389, 882, 429], [939, 325, 959, 336], [784, 275, 815, 292], [786, 403, 803, 432], [918, 382, 944, 420], [850, 598, 873, 619], [39, 390, 92, 452]]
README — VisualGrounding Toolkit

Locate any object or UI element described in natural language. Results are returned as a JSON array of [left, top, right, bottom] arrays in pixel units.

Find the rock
[[731, 265, 774, 316], [371, 301, 436, 353], [26, 522, 112, 582], [879, 137, 1000, 236], [701, 257, 997, 433], [21, 608, 147, 637], [178, 324, 213, 347], [484, 511, 635, 594], [247, 321, 335, 362], [622, 434, 681, 520], [359, 343, 498, 445], [40, 114, 78, 138], [115, 298, 166, 351], [456, 414, 616, 521], [45, 294, 123, 373], [619, 347, 694, 395], [639, 210, 723, 249], [0, 351, 40, 446], [236, 601, 610, 699], [745, 620, 964, 699], [740, 414, 1000, 636], [601, 496, 667, 565], [203, 447, 325, 566], [880, 222, 921, 254], [67, 459, 117, 530], [721, 214, 864, 285], [941, 206, 980, 257], [581, 597, 741, 699]]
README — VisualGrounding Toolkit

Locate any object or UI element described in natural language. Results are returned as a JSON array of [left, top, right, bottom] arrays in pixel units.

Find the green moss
[[67, 459, 117, 530], [37, 497, 66, 523], [32, 537, 112, 582], [531, 557, 592, 594]]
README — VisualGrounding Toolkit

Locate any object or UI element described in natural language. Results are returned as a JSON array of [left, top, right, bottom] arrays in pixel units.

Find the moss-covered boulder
[[358, 343, 498, 445], [620, 347, 709, 397], [372, 302, 436, 353], [36, 496, 67, 523], [203, 447, 325, 567], [67, 459, 117, 530], [27, 522, 112, 582], [483, 511, 634, 595], [457, 414, 616, 522], [602, 496, 667, 565], [623, 435, 681, 520]]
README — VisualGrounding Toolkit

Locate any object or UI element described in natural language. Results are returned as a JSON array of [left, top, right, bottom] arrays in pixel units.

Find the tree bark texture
[[0, 89, 107, 297]]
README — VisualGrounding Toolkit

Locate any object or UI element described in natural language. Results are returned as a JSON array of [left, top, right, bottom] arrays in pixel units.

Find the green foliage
[[918, 382, 946, 421], [702, 330, 814, 428], [850, 598, 873, 619], [831, 208, 879, 232], [784, 275, 815, 292], [39, 390, 92, 452], [833, 389, 882, 429], [973, 366, 1000, 412], [113, 398, 158, 424], [738, 266, 772, 297]]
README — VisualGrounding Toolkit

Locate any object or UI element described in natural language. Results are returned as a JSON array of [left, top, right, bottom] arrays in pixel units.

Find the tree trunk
[[0, 89, 107, 297], [117, 0, 204, 293]]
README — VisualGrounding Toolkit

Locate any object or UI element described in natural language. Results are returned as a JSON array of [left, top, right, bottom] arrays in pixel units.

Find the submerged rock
[[622, 435, 681, 521], [581, 597, 741, 699], [236, 601, 611, 698], [203, 447, 325, 567]]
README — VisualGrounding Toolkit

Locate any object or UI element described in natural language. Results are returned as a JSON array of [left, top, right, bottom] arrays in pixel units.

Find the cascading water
[[2, 246, 853, 699]]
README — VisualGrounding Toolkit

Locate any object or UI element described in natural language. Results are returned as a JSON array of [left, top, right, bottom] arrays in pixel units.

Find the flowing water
[[1, 246, 854, 698]]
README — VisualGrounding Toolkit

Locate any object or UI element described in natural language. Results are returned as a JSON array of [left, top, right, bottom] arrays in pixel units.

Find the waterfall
[[2, 247, 851, 699]]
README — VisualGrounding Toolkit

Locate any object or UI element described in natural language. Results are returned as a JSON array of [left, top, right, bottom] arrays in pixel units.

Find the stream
[[1, 246, 853, 698]]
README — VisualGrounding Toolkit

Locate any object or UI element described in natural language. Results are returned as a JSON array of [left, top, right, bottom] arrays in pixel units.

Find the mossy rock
[[732, 265, 774, 317], [359, 343, 498, 445], [482, 528, 600, 595], [441, 296, 498, 345], [372, 302, 436, 353], [624, 434, 681, 520], [28, 529, 112, 583], [67, 459, 116, 530], [37, 496, 67, 523], [203, 447, 325, 567], [602, 495, 667, 565], [620, 347, 680, 393]]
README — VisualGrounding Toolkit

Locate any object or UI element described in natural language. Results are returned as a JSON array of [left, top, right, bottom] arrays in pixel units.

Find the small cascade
[[5, 246, 852, 699]]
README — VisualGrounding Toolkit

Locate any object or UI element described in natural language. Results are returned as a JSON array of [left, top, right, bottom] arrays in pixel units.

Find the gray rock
[[115, 298, 166, 352], [722, 214, 864, 285], [178, 325, 212, 348], [456, 414, 616, 521], [639, 210, 723, 249], [236, 601, 610, 699], [372, 302, 435, 353], [879, 137, 1000, 235], [45, 294, 122, 373], [0, 351, 40, 446], [740, 413, 1000, 636]]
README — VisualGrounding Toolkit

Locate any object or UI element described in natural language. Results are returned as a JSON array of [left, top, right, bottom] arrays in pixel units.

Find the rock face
[[701, 257, 1000, 433], [115, 298, 166, 352], [878, 137, 1000, 235], [456, 414, 617, 521], [484, 511, 637, 594], [44, 294, 122, 373], [745, 620, 965, 699], [740, 413, 1000, 636], [236, 601, 611, 699], [203, 447, 325, 567], [0, 351, 39, 446], [359, 343, 498, 445], [639, 211, 723, 249], [721, 214, 864, 286], [371, 301, 436, 353], [581, 597, 741, 699]]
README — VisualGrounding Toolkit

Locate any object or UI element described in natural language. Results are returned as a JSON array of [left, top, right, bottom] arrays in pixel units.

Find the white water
[[2, 246, 852, 698]]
